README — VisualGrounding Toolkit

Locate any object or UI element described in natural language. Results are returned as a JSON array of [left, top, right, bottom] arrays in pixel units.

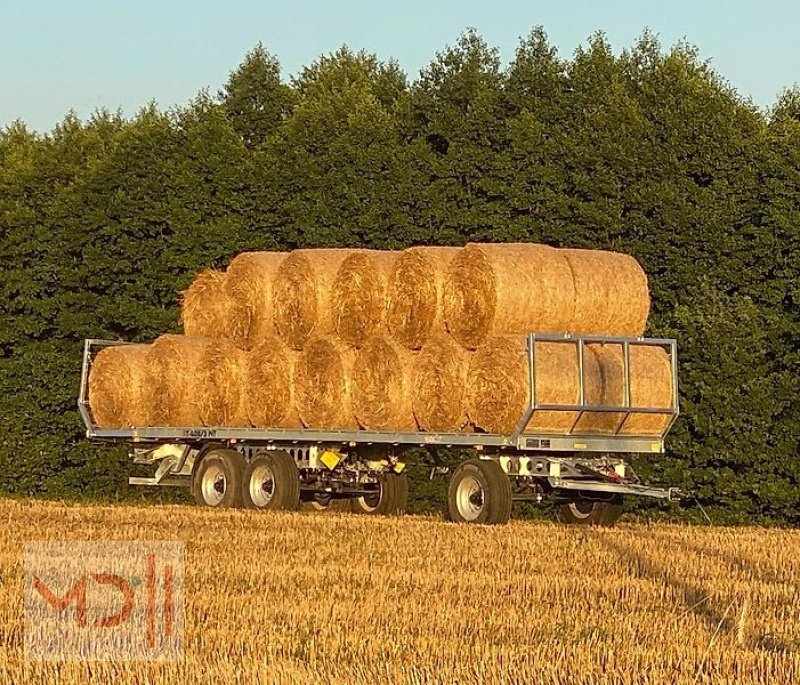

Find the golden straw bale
[[387, 246, 461, 350], [332, 250, 398, 348], [412, 334, 470, 431], [196, 339, 249, 427], [443, 243, 576, 349], [587, 343, 674, 436], [467, 336, 605, 435], [245, 335, 301, 428], [294, 335, 357, 429], [181, 269, 232, 338], [351, 335, 417, 430], [145, 334, 210, 426], [224, 251, 287, 350], [563, 248, 650, 335], [88, 344, 150, 428], [273, 249, 355, 350]]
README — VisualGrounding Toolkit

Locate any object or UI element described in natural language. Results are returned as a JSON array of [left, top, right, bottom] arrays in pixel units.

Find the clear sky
[[1, 0, 798, 133]]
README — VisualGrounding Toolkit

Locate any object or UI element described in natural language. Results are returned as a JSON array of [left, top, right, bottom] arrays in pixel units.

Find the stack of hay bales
[[88, 242, 674, 437]]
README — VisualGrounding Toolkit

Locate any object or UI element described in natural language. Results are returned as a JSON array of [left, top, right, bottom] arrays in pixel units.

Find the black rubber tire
[[556, 497, 624, 526], [350, 472, 408, 516], [192, 448, 245, 508], [304, 493, 350, 512], [242, 451, 301, 511], [447, 458, 512, 525]]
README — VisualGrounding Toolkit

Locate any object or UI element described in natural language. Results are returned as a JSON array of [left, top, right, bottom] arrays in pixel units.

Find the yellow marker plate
[[320, 450, 341, 470]]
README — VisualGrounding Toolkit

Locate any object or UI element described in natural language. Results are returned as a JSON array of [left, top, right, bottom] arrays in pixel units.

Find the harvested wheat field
[[3, 499, 800, 684]]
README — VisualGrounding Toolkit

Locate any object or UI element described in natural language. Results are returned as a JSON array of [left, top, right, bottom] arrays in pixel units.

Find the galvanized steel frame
[[79, 335, 678, 456]]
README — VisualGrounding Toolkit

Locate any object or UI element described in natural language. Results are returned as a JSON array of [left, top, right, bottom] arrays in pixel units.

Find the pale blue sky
[[1, 0, 798, 132]]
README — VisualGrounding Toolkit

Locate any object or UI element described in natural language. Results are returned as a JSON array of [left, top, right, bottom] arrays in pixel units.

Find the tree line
[[1, 28, 797, 522]]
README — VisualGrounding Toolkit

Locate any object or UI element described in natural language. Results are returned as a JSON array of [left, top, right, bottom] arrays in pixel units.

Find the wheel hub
[[201, 465, 227, 506], [248, 463, 276, 508], [456, 474, 485, 521]]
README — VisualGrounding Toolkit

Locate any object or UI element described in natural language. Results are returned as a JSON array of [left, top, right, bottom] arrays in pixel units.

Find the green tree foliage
[[220, 43, 295, 148], [0, 30, 797, 521]]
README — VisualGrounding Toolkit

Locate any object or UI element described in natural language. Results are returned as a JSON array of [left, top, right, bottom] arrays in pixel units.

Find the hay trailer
[[79, 333, 682, 525]]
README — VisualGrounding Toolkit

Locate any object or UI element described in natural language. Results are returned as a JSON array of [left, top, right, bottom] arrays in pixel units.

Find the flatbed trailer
[[79, 333, 682, 525]]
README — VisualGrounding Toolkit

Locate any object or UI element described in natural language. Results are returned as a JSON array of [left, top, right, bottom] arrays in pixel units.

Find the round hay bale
[[443, 243, 575, 349], [467, 336, 604, 435], [332, 250, 398, 348], [563, 249, 649, 335], [181, 269, 232, 338], [196, 339, 249, 427], [88, 344, 150, 428], [273, 249, 355, 350], [351, 335, 417, 430], [587, 343, 674, 436], [245, 335, 300, 428], [294, 335, 357, 429], [145, 334, 210, 426], [224, 251, 287, 350], [412, 334, 470, 431], [387, 246, 460, 350]]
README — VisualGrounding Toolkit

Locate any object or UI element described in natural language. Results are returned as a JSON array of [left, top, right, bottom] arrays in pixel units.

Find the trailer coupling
[[549, 478, 686, 502]]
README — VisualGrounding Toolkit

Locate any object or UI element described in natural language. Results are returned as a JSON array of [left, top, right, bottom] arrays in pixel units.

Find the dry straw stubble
[[387, 246, 460, 350], [332, 250, 398, 348], [88, 344, 150, 428], [224, 251, 287, 350], [196, 338, 249, 427], [145, 334, 210, 426], [351, 335, 417, 430], [181, 269, 233, 338], [245, 335, 300, 428], [412, 334, 470, 431], [273, 249, 355, 350], [294, 335, 357, 429]]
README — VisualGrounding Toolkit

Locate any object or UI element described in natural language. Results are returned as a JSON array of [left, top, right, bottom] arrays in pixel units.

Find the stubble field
[[1, 498, 800, 684]]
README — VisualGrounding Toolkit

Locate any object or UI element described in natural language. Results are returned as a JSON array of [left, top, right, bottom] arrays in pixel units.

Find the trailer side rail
[[78, 334, 678, 455]]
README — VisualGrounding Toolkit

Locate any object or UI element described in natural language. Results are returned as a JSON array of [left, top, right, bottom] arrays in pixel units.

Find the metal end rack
[[509, 332, 679, 442], [79, 334, 679, 456]]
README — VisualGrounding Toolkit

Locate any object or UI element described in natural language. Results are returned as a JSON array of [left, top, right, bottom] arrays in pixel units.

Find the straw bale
[[88, 344, 150, 428], [224, 251, 287, 350], [145, 334, 210, 426], [351, 335, 417, 430], [444, 243, 651, 348], [587, 343, 674, 436], [443, 243, 575, 349], [387, 246, 460, 350], [412, 334, 470, 431], [181, 269, 232, 338], [564, 248, 649, 335], [196, 338, 249, 427], [467, 336, 605, 435], [273, 249, 354, 350], [294, 335, 357, 429], [245, 335, 301, 428], [332, 250, 398, 348]]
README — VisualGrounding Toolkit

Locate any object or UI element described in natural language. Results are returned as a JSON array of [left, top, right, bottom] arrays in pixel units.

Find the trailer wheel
[[306, 493, 350, 512], [557, 497, 623, 526], [350, 472, 408, 516], [242, 451, 301, 511], [192, 449, 245, 508], [447, 458, 512, 525]]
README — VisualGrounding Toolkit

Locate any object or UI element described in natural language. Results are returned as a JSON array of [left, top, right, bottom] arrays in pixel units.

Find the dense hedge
[[1, 29, 797, 522]]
